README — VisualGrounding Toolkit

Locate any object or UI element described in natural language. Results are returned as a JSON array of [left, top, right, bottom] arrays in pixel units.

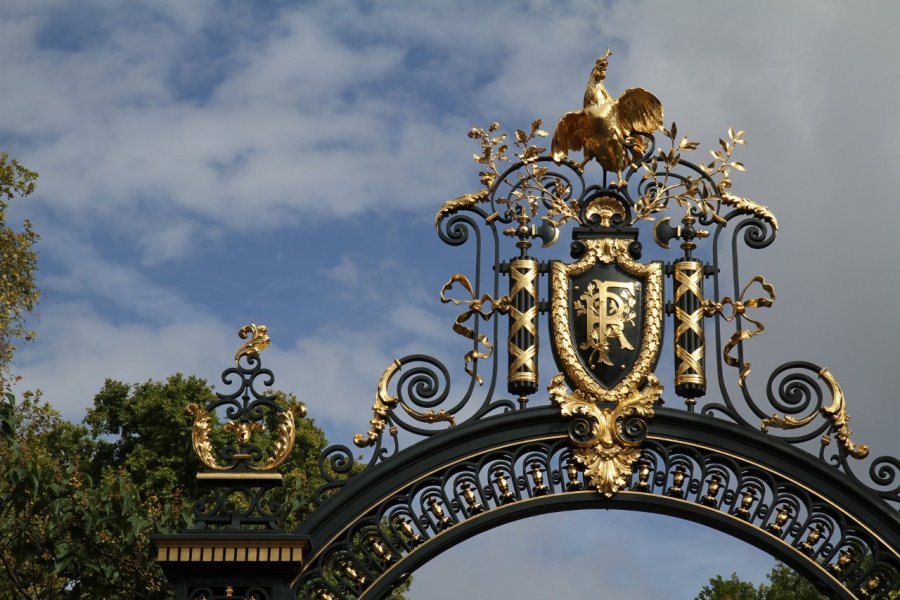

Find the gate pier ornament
[[156, 54, 899, 599], [153, 325, 309, 600]]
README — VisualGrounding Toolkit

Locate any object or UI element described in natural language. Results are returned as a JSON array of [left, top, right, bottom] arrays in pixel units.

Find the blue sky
[[3, 1, 899, 597]]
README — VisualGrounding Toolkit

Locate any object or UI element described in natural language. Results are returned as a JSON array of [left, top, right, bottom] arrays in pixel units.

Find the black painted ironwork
[[153, 351, 308, 600], [155, 120, 899, 598]]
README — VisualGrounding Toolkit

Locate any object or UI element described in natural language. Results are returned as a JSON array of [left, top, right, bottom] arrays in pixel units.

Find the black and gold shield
[[549, 238, 663, 403]]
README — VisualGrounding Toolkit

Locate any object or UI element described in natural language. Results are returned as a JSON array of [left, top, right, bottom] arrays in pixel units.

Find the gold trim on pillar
[[508, 258, 539, 387], [673, 260, 705, 388], [155, 538, 309, 564]]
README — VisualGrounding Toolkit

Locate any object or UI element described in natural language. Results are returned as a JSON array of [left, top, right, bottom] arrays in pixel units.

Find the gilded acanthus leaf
[[234, 323, 270, 366], [434, 189, 490, 230], [761, 368, 869, 459], [549, 373, 662, 497]]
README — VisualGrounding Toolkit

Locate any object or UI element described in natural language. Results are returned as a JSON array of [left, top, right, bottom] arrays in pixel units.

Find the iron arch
[[294, 408, 899, 599], [154, 55, 900, 600]]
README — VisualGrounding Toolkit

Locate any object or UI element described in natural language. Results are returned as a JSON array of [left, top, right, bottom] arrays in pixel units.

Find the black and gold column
[[507, 255, 539, 402], [673, 258, 706, 400]]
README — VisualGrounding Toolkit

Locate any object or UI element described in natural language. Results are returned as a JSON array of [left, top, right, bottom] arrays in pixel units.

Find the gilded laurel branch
[[634, 124, 778, 231], [436, 120, 579, 234]]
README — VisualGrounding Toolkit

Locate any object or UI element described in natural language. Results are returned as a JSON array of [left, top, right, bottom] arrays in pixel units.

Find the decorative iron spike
[[370, 538, 393, 563], [766, 505, 791, 535], [395, 518, 423, 546], [427, 497, 452, 529], [341, 560, 366, 587], [493, 470, 516, 504], [799, 524, 823, 555], [460, 482, 484, 515], [828, 547, 856, 576], [666, 466, 686, 498], [565, 459, 583, 491]]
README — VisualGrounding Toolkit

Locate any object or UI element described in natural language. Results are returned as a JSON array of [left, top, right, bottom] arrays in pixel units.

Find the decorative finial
[[234, 323, 270, 366], [186, 324, 307, 473]]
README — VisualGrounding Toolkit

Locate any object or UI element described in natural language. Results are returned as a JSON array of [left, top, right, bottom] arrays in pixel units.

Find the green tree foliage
[[0, 375, 341, 598], [0, 391, 191, 598], [0, 152, 39, 382], [697, 563, 828, 600]]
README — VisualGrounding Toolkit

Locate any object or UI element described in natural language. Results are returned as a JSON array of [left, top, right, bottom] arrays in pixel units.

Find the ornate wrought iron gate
[[153, 54, 900, 599]]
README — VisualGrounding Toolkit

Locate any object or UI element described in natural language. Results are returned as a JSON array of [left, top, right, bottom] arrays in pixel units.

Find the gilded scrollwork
[[548, 372, 662, 497], [549, 238, 663, 403], [354, 359, 455, 448], [434, 189, 489, 230], [761, 368, 869, 459], [234, 323, 271, 366], [186, 324, 307, 471]]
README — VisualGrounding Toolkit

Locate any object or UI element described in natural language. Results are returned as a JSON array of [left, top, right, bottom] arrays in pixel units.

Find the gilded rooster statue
[[551, 50, 664, 184]]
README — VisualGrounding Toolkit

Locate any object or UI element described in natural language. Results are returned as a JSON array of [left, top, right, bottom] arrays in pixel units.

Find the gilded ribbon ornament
[[440, 273, 510, 385], [703, 275, 775, 386], [354, 359, 455, 448], [761, 368, 869, 459]]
